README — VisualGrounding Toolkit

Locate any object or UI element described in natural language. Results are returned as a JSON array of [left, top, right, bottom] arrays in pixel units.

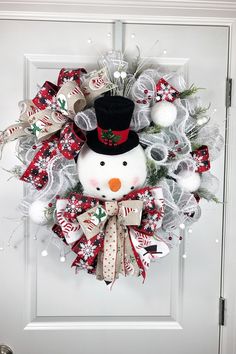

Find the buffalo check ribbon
[[0, 68, 86, 156], [54, 187, 165, 284], [20, 122, 86, 190], [155, 78, 179, 102], [191, 145, 210, 173]]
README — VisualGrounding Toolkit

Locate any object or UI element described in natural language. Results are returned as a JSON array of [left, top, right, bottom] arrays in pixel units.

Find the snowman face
[[77, 144, 147, 200]]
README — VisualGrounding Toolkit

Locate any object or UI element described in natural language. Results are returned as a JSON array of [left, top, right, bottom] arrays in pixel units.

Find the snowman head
[[77, 96, 147, 200]]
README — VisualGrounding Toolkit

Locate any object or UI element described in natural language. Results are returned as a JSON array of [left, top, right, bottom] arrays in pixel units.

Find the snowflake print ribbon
[[191, 145, 210, 173], [155, 78, 179, 102], [135, 77, 180, 106], [54, 187, 164, 284], [20, 122, 86, 190]]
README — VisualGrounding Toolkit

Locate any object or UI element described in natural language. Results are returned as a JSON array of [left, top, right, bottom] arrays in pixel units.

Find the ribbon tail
[[102, 216, 118, 283], [96, 251, 104, 281], [124, 234, 140, 277], [115, 222, 126, 278], [128, 229, 146, 282]]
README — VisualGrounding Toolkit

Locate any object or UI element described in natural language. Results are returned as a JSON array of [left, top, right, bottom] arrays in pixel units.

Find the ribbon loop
[[191, 145, 210, 173], [20, 122, 86, 190], [155, 78, 179, 102]]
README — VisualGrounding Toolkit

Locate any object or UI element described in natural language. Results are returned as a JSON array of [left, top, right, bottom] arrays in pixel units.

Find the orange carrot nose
[[108, 178, 121, 192]]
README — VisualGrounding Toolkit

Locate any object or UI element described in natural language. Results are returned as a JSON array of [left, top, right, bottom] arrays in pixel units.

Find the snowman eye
[[123, 161, 128, 166], [100, 161, 105, 166]]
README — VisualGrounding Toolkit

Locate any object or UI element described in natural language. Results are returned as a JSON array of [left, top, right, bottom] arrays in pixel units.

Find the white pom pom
[[41, 249, 48, 257], [177, 171, 201, 192], [28, 200, 50, 225], [151, 101, 177, 127], [120, 71, 127, 79], [60, 255, 66, 263], [113, 71, 120, 79], [197, 116, 209, 126]]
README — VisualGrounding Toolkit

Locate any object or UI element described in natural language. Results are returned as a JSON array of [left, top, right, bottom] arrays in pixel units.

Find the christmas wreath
[[0, 50, 223, 287]]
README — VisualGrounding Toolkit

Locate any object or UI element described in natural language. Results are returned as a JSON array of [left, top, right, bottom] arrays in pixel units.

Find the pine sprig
[[63, 182, 84, 198], [191, 142, 203, 151], [146, 160, 168, 186], [197, 188, 221, 203], [144, 124, 162, 134], [191, 103, 211, 120], [179, 84, 204, 99]]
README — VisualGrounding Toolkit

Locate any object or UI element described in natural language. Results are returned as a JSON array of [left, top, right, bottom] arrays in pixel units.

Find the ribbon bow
[[0, 68, 86, 157], [77, 200, 143, 284], [54, 187, 166, 284], [191, 145, 210, 173], [23, 68, 87, 140], [20, 122, 85, 190]]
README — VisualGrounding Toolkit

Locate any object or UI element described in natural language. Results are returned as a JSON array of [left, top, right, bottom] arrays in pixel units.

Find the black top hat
[[86, 96, 139, 155]]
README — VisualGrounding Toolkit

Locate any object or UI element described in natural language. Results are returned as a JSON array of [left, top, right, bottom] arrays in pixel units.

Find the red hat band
[[97, 126, 129, 147]]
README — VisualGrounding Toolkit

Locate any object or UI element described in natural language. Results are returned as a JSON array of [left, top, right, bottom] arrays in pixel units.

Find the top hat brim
[[86, 129, 139, 155]]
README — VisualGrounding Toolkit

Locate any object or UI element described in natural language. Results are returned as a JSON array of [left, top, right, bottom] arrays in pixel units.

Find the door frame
[[0, 2, 236, 354]]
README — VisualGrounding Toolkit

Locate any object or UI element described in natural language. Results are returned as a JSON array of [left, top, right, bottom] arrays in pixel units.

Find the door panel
[[123, 23, 228, 354], [0, 21, 228, 354]]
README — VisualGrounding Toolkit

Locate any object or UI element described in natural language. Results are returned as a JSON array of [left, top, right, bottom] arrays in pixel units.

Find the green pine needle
[[146, 160, 168, 186], [197, 188, 221, 203], [191, 142, 203, 151], [144, 124, 162, 134], [179, 84, 204, 99], [191, 103, 211, 120], [63, 182, 84, 198]]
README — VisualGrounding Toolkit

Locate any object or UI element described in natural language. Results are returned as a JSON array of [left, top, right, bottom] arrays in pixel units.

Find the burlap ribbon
[[0, 68, 86, 156], [77, 200, 143, 282]]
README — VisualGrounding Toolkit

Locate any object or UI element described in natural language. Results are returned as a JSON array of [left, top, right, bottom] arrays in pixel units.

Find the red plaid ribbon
[[156, 78, 179, 102], [32, 68, 86, 110], [191, 145, 210, 173], [20, 122, 85, 190]]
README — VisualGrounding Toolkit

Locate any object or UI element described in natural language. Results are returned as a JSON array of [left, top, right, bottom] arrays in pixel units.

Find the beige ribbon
[[81, 68, 116, 105], [77, 200, 143, 283], [0, 80, 87, 156], [0, 122, 30, 158]]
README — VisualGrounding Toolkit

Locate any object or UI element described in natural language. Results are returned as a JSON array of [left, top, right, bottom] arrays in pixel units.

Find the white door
[[0, 20, 228, 354]]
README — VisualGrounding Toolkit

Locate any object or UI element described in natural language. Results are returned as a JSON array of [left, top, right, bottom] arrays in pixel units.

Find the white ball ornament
[[28, 200, 50, 225], [120, 71, 127, 79], [177, 171, 201, 193], [41, 249, 48, 257], [151, 101, 177, 127], [60, 255, 66, 263], [113, 71, 120, 79], [197, 116, 209, 126]]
